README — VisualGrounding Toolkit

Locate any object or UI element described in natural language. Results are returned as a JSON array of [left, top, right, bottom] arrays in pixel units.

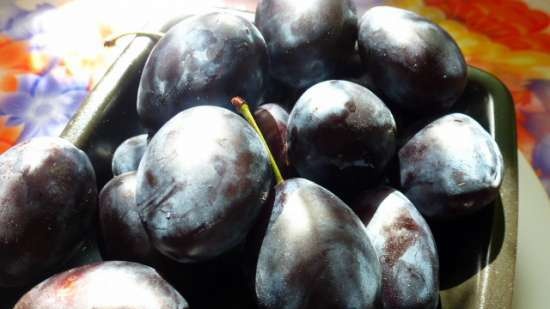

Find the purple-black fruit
[[352, 186, 439, 309], [111, 134, 148, 176], [399, 113, 504, 219], [254, 103, 295, 178], [287, 80, 396, 196], [137, 12, 268, 133], [0, 137, 97, 287], [98, 172, 177, 273], [358, 6, 467, 114], [255, 0, 358, 90], [255, 178, 382, 309], [13, 261, 188, 309], [136, 106, 272, 262]]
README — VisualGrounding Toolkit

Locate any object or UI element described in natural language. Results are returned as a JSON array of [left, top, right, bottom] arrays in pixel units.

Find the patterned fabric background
[[0, 0, 549, 196]]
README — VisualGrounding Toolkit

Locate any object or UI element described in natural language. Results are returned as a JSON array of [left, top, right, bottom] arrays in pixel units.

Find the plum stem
[[104, 32, 164, 47], [231, 96, 284, 185]]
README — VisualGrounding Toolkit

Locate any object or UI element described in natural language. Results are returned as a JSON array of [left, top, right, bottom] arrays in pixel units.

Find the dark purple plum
[[255, 178, 381, 309], [287, 80, 396, 197], [399, 113, 504, 219], [13, 261, 188, 309], [352, 187, 439, 309], [111, 134, 148, 176], [358, 6, 467, 114], [0, 137, 97, 287], [98, 172, 178, 273], [137, 12, 268, 133], [254, 103, 296, 178], [136, 106, 272, 262], [255, 0, 358, 90]]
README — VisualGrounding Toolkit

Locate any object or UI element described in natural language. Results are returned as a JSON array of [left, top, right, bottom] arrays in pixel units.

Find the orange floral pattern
[[0, 116, 23, 153]]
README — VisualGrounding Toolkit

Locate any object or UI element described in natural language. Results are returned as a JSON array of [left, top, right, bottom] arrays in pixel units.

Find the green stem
[[104, 31, 165, 47], [231, 97, 284, 185]]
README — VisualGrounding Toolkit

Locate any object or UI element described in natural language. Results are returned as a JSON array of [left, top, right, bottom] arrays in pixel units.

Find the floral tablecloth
[[1, 0, 549, 196]]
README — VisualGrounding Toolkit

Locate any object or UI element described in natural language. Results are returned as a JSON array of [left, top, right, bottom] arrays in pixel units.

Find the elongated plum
[[98, 172, 178, 273], [111, 134, 148, 176], [0, 137, 97, 287], [137, 12, 268, 133], [255, 178, 381, 309], [352, 187, 439, 309], [358, 6, 467, 114], [399, 113, 504, 219], [13, 261, 188, 309], [136, 106, 272, 262], [255, 0, 358, 90], [287, 80, 396, 197]]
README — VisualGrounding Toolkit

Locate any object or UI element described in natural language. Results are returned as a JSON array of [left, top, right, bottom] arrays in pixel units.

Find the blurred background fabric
[[0, 0, 549, 196]]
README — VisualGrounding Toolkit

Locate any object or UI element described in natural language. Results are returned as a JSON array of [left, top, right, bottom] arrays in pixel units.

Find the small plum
[[399, 113, 504, 219], [98, 172, 177, 273], [111, 134, 148, 176], [352, 187, 439, 309]]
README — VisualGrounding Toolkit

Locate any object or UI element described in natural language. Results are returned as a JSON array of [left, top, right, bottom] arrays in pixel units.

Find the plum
[[111, 134, 148, 176], [255, 178, 381, 309], [287, 80, 396, 198], [255, 0, 358, 90], [358, 6, 467, 114], [0, 137, 97, 287], [399, 113, 504, 219], [136, 106, 272, 262], [13, 261, 188, 309], [254, 103, 295, 178], [98, 172, 178, 273], [137, 12, 269, 133], [352, 187, 439, 309]]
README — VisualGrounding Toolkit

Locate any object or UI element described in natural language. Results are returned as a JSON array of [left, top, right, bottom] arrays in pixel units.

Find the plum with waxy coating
[[111, 134, 148, 176], [352, 187, 439, 309], [287, 80, 396, 197], [0, 137, 97, 287], [136, 106, 272, 263], [255, 178, 381, 309], [399, 113, 504, 219], [254, 103, 296, 178], [98, 172, 177, 273], [255, 0, 358, 90], [358, 6, 467, 114], [13, 261, 188, 309], [138, 12, 269, 133]]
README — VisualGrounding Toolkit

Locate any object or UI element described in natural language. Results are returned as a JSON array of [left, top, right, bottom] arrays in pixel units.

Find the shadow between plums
[[429, 195, 505, 290]]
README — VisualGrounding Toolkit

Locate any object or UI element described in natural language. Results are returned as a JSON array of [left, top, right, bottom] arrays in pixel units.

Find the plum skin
[[352, 187, 439, 309], [255, 178, 382, 309], [0, 137, 97, 287], [254, 103, 295, 177], [287, 80, 396, 195], [357, 6, 467, 114], [111, 134, 148, 176], [255, 0, 358, 90], [399, 113, 504, 219], [136, 106, 272, 263], [137, 12, 269, 133], [98, 172, 178, 273], [13, 261, 188, 309]]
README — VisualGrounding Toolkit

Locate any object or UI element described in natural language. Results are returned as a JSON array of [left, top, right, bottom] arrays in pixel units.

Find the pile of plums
[[0, 1, 505, 308]]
